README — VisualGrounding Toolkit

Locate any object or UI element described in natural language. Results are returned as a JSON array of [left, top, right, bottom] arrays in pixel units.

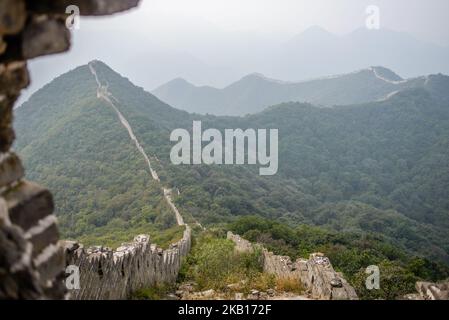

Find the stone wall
[[404, 280, 449, 300], [227, 232, 358, 300], [0, 0, 140, 300], [64, 226, 191, 300]]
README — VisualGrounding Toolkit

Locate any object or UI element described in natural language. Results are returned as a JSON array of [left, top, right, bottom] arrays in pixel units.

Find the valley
[[13, 61, 449, 299], [3, 0, 449, 304]]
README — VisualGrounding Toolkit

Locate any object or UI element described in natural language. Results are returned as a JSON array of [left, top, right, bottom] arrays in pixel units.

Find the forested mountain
[[14, 61, 449, 267], [13, 64, 184, 247], [153, 66, 439, 116], [25, 26, 449, 106]]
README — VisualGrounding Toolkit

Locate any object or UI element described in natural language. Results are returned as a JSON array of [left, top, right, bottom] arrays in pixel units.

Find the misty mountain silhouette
[[153, 66, 446, 116]]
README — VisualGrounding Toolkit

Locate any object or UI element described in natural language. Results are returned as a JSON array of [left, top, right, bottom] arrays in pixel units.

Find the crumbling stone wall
[[64, 226, 191, 300], [404, 280, 449, 300], [227, 232, 358, 300], [0, 0, 139, 300]]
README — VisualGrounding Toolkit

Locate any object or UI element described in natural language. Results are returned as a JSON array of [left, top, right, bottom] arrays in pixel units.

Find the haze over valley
[[8, 0, 449, 300]]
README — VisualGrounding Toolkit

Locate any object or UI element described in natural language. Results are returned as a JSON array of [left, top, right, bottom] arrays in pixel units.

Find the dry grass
[[275, 276, 305, 294]]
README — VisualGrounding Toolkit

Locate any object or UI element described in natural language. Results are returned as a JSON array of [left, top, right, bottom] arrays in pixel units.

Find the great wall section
[[63, 229, 191, 300], [228, 232, 449, 300], [227, 232, 359, 300], [1, 0, 448, 301], [59, 61, 192, 300], [0, 0, 141, 300]]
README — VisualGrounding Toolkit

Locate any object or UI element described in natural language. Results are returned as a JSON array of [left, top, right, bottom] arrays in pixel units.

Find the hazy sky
[[109, 0, 449, 43], [20, 0, 449, 105]]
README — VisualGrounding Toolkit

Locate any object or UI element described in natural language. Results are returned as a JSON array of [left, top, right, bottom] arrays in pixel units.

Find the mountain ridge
[[14, 61, 449, 265], [153, 66, 447, 115]]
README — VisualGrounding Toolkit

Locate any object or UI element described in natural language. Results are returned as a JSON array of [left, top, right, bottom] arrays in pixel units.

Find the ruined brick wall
[[227, 232, 358, 300], [64, 226, 191, 300], [0, 0, 139, 300]]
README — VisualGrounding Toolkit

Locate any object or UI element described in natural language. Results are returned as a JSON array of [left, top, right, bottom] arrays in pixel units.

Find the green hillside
[[14, 64, 181, 248], [14, 61, 449, 266], [152, 67, 431, 116]]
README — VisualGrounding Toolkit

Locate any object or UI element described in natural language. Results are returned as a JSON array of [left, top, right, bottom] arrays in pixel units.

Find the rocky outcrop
[[296, 254, 358, 300], [64, 226, 191, 300], [404, 280, 449, 300], [0, 0, 140, 300], [415, 281, 449, 300], [227, 232, 358, 300]]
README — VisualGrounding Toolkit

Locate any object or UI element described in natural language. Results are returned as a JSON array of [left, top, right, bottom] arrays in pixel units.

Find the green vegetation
[[152, 67, 432, 116], [228, 215, 449, 299], [14, 61, 449, 294], [131, 284, 176, 300], [178, 230, 279, 294], [158, 89, 449, 263], [351, 260, 418, 300], [14, 65, 179, 246], [77, 224, 185, 249]]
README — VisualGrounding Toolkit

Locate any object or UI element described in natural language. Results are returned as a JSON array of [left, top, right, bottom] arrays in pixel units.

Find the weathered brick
[[27, 220, 59, 258], [0, 152, 25, 188], [44, 273, 67, 300], [0, 90, 19, 153], [0, 198, 44, 299], [0, 197, 10, 226], [4, 181, 54, 232], [0, 93, 13, 124], [26, 0, 140, 16], [22, 16, 71, 60], [35, 244, 65, 285], [0, 0, 26, 35], [0, 62, 29, 95], [0, 126, 15, 153], [0, 0, 140, 300], [0, 36, 6, 55], [0, 34, 21, 64]]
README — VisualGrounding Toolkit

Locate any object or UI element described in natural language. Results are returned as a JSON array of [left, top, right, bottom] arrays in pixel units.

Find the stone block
[[0, 0, 141, 300], [0, 198, 44, 299], [0, 62, 29, 95], [22, 16, 71, 60], [0, 36, 6, 55], [3, 181, 54, 232], [27, 219, 60, 258], [61, 240, 80, 253], [0, 92, 16, 153], [0, 152, 25, 188], [0, 126, 14, 153], [0, 0, 26, 35], [35, 244, 65, 285]]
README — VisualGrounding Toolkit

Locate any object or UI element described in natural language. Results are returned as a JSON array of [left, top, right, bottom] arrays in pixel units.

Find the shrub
[[131, 284, 175, 300], [179, 231, 269, 292]]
